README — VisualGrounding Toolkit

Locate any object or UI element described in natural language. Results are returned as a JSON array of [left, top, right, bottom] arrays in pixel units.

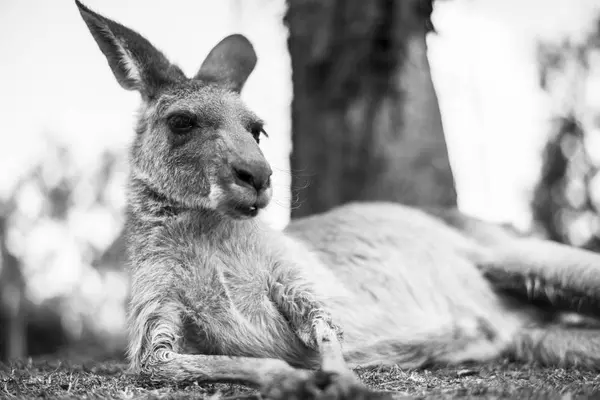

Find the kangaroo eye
[[167, 113, 196, 134]]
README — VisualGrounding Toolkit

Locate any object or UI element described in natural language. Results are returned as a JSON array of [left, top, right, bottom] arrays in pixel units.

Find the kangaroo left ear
[[194, 34, 257, 93], [75, 0, 185, 99]]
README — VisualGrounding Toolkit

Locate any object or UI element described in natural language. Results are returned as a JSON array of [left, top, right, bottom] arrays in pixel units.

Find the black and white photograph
[[2, 0, 600, 398]]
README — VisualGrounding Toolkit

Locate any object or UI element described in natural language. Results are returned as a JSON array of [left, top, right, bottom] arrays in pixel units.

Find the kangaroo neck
[[127, 176, 188, 219], [126, 176, 261, 239]]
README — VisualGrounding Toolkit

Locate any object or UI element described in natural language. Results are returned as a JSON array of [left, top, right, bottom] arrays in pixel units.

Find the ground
[[2, 355, 599, 399]]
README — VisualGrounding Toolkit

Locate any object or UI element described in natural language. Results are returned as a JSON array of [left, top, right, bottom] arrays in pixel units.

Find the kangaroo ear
[[75, 0, 185, 99], [194, 34, 257, 93]]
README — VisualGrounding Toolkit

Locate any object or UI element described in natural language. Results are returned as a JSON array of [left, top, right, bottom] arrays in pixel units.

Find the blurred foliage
[[0, 136, 128, 359], [532, 20, 600, 250]]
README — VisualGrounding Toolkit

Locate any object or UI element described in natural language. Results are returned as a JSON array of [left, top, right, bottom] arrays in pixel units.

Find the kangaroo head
[[76, 1, 272, 219]]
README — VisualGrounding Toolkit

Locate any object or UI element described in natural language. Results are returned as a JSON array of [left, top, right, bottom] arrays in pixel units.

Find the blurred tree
[[285, 0, 456, 218], [532, 24, 600, 250], [0, 210, 26, 361], [0, 176, 68, 362], [0, 138, 126, 361]]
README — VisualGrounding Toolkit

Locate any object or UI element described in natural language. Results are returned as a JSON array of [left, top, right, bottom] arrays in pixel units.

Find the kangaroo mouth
[[233, 204, 259, 218], [229, 196, 269, 219], [223, 184, 271, 219]]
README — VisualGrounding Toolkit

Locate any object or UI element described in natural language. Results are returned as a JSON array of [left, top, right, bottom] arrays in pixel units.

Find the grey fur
[[76, 1, 600, 398]]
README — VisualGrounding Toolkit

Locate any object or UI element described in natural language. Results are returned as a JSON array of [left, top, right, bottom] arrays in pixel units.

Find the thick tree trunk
[[286, 0, 456, 218]]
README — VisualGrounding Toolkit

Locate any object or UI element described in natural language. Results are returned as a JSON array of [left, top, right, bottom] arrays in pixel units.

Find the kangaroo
[[76, 1, 600, 398]]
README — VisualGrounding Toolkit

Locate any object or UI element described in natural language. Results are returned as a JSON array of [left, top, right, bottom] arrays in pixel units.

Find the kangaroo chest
[[179, 235, 310, 363]]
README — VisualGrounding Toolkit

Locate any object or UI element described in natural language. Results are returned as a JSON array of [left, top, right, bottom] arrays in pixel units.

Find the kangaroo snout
[[232, 159, 272, 193]]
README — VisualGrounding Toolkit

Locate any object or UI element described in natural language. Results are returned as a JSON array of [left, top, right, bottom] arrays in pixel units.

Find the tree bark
[[286, 0, 456, 218]]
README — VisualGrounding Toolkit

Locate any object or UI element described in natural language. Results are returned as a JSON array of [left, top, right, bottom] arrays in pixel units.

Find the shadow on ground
[[1, 355, 598, 399]]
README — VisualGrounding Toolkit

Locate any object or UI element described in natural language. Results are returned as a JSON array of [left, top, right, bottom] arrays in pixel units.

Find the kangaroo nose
[[232, 161, 272, 192]]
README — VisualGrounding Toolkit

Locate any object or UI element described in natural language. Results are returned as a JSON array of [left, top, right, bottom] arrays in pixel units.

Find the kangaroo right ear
[[75, 0, 184, 99], [194, 34, 257, 93]]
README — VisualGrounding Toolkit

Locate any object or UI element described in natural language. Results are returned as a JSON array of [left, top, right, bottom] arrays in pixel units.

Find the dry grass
[[1, 355, 599, 399]]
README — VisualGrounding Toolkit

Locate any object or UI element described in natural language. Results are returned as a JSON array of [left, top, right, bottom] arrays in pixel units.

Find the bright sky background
[[429, 0, 600, 228], [0, 0, 599, 337]]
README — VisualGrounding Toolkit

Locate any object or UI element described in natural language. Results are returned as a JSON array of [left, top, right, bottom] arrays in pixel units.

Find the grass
[[2, 354, 600, 399]]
